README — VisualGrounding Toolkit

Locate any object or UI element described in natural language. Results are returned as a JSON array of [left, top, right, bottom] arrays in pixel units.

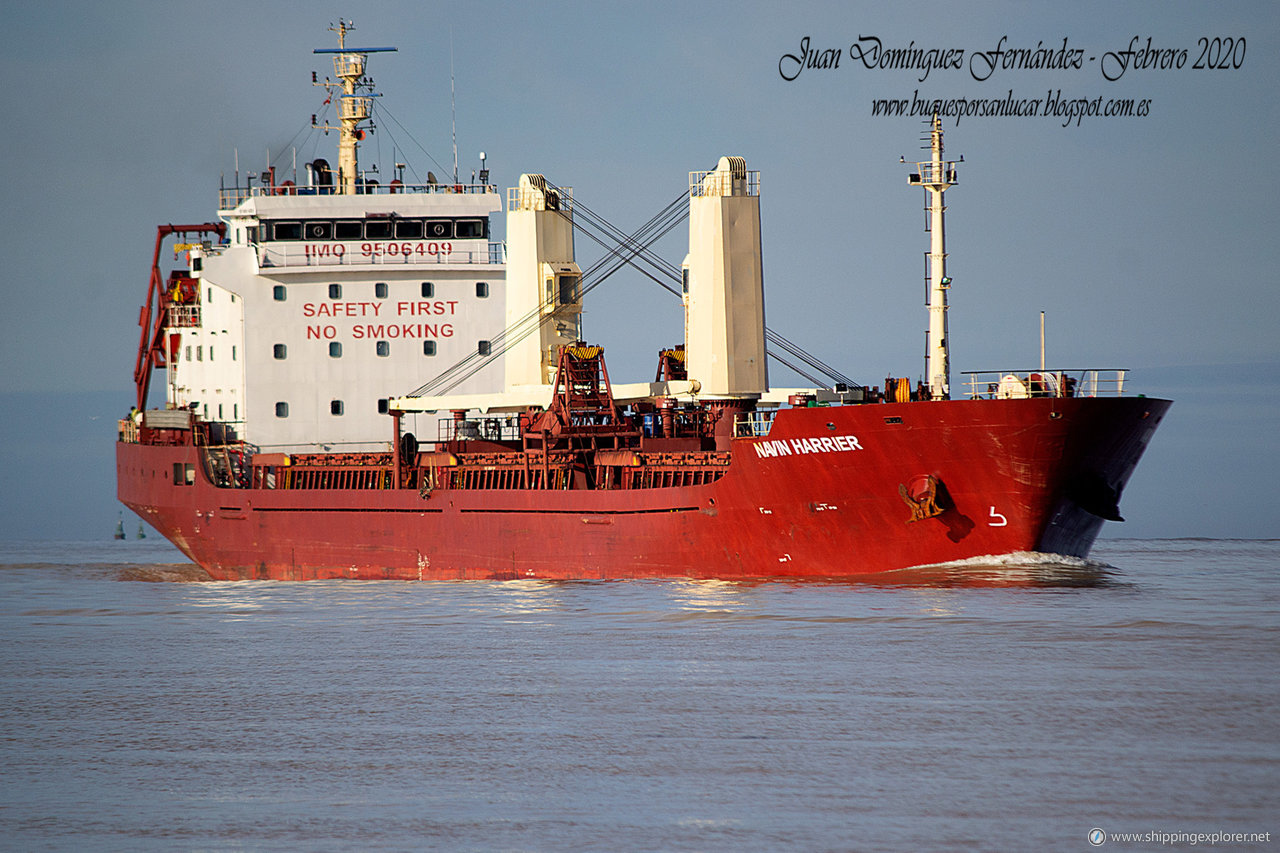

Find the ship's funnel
[[682, 156, 767, 398]]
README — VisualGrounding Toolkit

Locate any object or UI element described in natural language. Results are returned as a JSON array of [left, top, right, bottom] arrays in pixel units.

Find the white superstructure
[[158, 21, 508, 452]]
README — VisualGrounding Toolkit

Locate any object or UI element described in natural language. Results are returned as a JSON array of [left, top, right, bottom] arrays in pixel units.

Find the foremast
[[908, 114, 959, 400], [312, 20, 396, 195]]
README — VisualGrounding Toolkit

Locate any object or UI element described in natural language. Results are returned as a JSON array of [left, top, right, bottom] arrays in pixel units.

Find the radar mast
[[907, 114, 959, 399], [312, 20, 397, 195]]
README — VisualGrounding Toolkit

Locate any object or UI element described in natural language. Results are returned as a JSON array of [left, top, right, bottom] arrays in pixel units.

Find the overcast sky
[[0, 1, 1276, 542]]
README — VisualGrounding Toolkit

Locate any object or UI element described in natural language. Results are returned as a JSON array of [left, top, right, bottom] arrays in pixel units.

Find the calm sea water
[[0, 539, 1276, 852]]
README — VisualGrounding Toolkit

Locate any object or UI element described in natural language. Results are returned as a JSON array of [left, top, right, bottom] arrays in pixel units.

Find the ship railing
[[219, 182, 498, 210], [166, 305, 202, 328], [438, 416, 522, 443], [733, 409, 777, 438], [256, 241, 506, 268], [689, 168, 761, 198], [960, 369, 1129, 400], [507, 184, 574, 212], [908, 162, 959, 185]]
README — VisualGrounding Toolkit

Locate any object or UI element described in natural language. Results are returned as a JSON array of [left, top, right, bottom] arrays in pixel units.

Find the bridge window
[[365, 219, 392, 239], [456, 219, 486, 239], [395, 219, 423, 239], [423, 340, 436, 356], [421, 282, 434, 298], [559, 274, 578, 304], [275, 402, 289, 418], [305, 222, 332, 240], [334, 220, 363, 240], [375, 282, 388, 298], [425, 219, 453, 239], [273, 344, 287, 360], [272, 221, 303, 241]]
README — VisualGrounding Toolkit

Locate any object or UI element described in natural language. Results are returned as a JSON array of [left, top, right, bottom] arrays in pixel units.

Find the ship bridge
[[215, 182, 505, 272]]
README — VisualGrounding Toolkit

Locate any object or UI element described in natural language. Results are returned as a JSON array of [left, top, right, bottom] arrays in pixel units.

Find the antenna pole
[[1040, 311, 1046, 372], [312, 20, 397, 195], [907, 114, 959, 400], [450, 29, 458, 184]]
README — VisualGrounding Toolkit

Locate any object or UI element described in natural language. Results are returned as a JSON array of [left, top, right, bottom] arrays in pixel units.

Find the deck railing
[[166, 305, 201, 327], [960, 369, 1129, 399], [219, 182, 498, 210], [256, 241, 506, 268], [733, 410, 777, 438], [437, 417, 522, 443]]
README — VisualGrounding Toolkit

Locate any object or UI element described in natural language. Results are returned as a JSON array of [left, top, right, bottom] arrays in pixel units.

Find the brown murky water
[[1, 539, 1276, 850]]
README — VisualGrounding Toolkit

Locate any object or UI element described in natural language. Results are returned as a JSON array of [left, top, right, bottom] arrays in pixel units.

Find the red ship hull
[[117, 396, 1168, 581]]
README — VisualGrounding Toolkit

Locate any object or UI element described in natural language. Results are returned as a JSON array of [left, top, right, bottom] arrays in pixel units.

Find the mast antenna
[[312, 19, 397, 195], [450, 27, 458, 184], [906, 114, 960, 400]]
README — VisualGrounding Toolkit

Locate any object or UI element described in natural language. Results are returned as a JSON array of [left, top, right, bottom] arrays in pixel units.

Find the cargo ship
[[116, 21, 1169, 580]]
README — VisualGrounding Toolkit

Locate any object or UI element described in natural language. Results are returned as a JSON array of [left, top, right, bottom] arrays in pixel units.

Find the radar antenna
[[312, 20, 397, 195]]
